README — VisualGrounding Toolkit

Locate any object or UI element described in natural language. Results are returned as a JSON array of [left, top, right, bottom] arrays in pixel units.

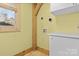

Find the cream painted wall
[[37, 4, 56, 50], [37, 3, 79, 50], [0, 4, 32, 55], [56, 12, 79, 33]]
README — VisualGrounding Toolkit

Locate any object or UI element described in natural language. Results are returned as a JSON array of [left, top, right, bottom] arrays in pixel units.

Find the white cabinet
[[49, 33, 79, 56], [50, 3, 79, 15], [51, 3, 73, 11]]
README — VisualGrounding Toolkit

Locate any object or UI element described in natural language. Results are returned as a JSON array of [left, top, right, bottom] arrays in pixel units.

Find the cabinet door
[[50, 36, 79, 56], [51, 3, 73, 11]]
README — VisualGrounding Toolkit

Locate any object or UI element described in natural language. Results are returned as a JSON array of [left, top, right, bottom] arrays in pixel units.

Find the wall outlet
[[43, 29, 47, 33]]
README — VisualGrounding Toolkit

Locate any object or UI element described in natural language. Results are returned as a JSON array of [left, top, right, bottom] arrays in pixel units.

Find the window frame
[[0, 3, 20, 32]]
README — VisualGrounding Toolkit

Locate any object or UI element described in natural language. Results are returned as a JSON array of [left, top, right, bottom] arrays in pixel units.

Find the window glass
[[0, 7, 16, 26]]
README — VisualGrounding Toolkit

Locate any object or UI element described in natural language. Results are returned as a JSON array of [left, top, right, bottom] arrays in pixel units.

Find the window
[[0, 3, 20, 32]]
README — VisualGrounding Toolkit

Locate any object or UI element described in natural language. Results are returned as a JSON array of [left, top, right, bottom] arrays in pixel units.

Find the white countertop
[[48, 32, 79, 38]]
